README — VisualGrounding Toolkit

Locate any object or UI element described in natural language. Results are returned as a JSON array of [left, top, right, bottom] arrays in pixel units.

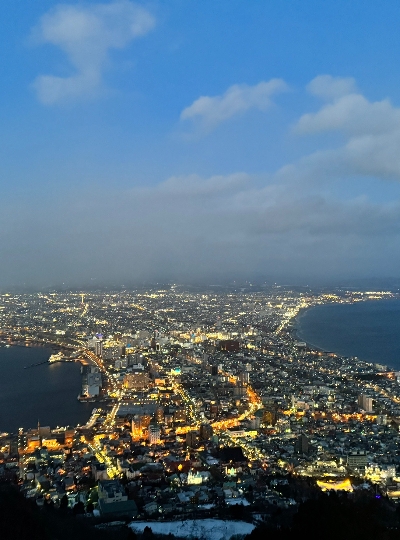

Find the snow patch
[[129, 518, 255, 539]]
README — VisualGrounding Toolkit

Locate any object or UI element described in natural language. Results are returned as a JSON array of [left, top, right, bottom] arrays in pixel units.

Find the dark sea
[[296, 299, 400, 369], [0, 346, 93, 433]]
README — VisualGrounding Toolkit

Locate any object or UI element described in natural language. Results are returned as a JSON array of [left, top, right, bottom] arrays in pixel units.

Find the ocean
[[296, 298, 400, 369], [0, 345, 93, 433]]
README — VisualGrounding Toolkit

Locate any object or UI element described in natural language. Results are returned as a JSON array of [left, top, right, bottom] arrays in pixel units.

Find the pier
[[23, 359, 72, 369]]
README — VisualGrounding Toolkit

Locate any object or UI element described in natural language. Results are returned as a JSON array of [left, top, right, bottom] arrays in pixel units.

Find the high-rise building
[[295, 433, 310, 454], [358, 394, 373, 413], [18, 428, 27, 452], [239, 371, 250, 384], [148, 424, 161, 445], [94, 339, 103, 358]]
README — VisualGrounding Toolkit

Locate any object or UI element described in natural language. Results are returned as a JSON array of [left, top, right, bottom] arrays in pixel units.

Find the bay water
[[0, 345, 92, 433], [296, 299, 400, 369]]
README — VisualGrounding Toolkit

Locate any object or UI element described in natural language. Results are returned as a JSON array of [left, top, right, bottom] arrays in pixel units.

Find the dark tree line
[[247, 491, 400, 540]]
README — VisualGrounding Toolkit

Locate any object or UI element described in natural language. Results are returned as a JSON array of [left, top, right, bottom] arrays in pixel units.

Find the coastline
[[0, 344, 93, 433], [292, 298, 400, 370], [291, 302, 337, 353]]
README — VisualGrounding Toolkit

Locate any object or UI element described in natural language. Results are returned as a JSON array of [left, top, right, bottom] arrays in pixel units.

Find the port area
[[22, 347, 92, 369], [24, 355, 76, 369]]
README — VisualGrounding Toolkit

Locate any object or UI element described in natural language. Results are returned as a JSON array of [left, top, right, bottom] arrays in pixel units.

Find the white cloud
[[180, 79, 288, 130], [292, 75, 400, 182], [296, 93, 400, 136], [31, 1, 155, 104], [306, 74, 357, 100]]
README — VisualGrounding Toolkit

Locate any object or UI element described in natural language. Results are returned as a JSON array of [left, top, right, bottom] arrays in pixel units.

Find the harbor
[[0, 345, 93, 432], [24, 352, 74, 369]]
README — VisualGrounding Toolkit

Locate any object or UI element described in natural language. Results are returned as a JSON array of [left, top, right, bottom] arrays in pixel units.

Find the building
[[82, 384, 100, 397], [218, 340, 240, 352], [98, 479, 138, 518], [233, 385, 247, 397], [94, 339, 103, 358], [186, 430, 198, 447], [239, 371, 250, 384], [295, 434, 310, 454], [262, 406, 277, 426], [155, 406, 164, 424], [173, 409, 186, 423], [98, 479, 128, 502], [347, 451, 368, 469], [148, 424, 161, 445], [358, 394, 373, 413], [187, 470, 203, 485], [199, 423, 213, 440], [92, 463, 108, 481], [87, 368, 102, 387], [132, 413, 153, 437], [102, 346, 121, 360], [81, 365, 102, 397], [124, 371, 150, 391]]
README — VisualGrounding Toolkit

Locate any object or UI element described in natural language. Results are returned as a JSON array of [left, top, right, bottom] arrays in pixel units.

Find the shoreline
[[291, 303, 337, 353], [292, 298, 400, 371], [0, 343, 93, 434]]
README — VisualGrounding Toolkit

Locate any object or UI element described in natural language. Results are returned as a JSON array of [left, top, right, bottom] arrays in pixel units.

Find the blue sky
[[1, 0, 400, 287]]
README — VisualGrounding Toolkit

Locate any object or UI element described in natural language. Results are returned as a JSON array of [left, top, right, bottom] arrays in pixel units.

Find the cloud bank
[[31, 1, 155, 104], [4, 74, 400, 287], [1, 170, 400, 287]]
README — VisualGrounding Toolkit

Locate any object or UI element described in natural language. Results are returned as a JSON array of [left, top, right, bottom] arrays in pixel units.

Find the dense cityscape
[[1, 285, 400, 538], [2, 0, 400, 538]]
